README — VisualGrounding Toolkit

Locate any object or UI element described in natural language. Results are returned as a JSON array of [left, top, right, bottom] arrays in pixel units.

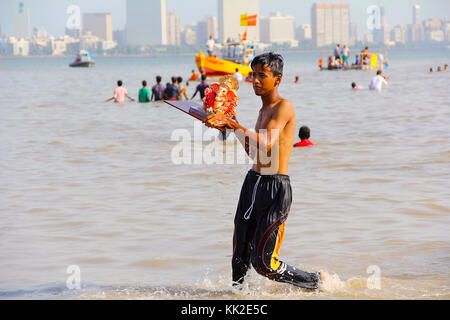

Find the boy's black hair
[[299, 126, 311, 140], [351, 82, 356, 88], [117, 80, 123, 86], [376, 70, 382, 75], [201, 74, 207, 81], [251, 52, 284, 77], [156, 75, 162, 83], [177, 76, 183, 83], [171, 76, 177, 83], [142, 80, 147, 86]]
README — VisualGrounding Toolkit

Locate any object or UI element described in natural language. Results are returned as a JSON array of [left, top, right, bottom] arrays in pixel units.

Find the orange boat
[[195, 41, 261, 78]]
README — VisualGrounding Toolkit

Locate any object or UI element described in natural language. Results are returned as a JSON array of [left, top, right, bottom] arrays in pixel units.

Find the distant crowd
[[107, 68, 251, 104], [429, 64, 448, 72], [319, 45, 385, 70]]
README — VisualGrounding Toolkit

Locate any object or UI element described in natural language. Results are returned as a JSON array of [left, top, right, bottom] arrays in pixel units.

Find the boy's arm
[[205, 100, 294, 153]]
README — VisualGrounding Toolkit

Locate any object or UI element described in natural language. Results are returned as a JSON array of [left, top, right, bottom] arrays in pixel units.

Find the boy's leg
[[250, 179, 321, 290], [232, 171, 257, 285]]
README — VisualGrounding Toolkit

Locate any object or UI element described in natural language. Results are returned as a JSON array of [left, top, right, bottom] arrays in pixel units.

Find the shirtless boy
[[204, 52, 326, 290]]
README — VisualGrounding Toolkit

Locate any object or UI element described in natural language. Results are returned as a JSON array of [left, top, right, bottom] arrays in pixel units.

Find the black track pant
[[232, 170, 321, 290]]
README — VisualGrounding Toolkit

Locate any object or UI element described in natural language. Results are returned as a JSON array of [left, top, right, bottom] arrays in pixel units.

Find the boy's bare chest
[[255, 108, 274, 131]]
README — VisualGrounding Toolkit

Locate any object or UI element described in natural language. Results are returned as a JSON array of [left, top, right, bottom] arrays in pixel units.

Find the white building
[[423, 18, 444, 42], [12, 38, 30, 56], [126, 0, 167, 46], [260, 12, 297, 47], [413, 4, 421, 25], [311, 3, 349, 47], [408, 4, 424, 43], [296, 24, 312, 42], [391, 25, 407, 44], [218, 0, 259, 42], [14, 3, 31, 39], [167, 12, 181, 46], [197, 16, 219, 45], [51, 38, 68, 56], [34, 26, 48, 40], [181, 25, 197, 45], [444, 21, 450, 42]]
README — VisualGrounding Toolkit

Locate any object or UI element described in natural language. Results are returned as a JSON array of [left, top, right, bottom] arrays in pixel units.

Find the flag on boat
[[240, 13, 257, 26]]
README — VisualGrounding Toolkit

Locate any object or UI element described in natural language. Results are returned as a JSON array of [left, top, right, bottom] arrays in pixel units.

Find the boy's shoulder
[[274, 98, 294, 114], [265, 98, 295, 122]]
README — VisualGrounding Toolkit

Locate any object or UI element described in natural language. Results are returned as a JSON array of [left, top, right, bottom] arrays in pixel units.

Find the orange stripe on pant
[[270, 222, 285, 271]]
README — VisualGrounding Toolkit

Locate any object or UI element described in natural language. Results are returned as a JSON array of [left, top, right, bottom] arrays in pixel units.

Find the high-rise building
[[197, 16, 219, 45], [423, 18, 444, 42], [412, 4, 420, 25], [181, 24, 197, 45], [14, 2, 31, 39], [407, 24, 424, 43], [311, 3, 349, 47], [296, 24, 312, 42], [260, 12, 297, 46], [126, 0, 167, 46], [349, 23, 359, 45], [218, 0, 259, 42], [83, 13, 113, 41], [113, 29, 126, 46], [167, 12, 181, 46], [373, 6, 390, 44], [408, 4, 424, 43], [444, 20, 450, 42]]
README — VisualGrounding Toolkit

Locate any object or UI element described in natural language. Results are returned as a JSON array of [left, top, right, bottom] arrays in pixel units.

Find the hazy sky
[[0, 0, 449, 37]]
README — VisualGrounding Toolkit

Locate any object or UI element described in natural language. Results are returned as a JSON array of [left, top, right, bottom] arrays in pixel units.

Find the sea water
[[0, 49, 449, 299]]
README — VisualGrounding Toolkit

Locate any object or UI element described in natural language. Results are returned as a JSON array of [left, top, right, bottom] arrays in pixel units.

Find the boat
[[195, 12, 265, 78], [320, 53, 389, 71], [69, 50, 95, 68], [195, 40, 262, 77]]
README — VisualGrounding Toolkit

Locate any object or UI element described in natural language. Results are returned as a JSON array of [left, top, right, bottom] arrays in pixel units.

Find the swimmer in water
[[204, 52, 327, 290], [351, 82, 364, 90], [369, 70, 388, 91], [105, 80, 135, 103], [294, 126, 315, 147]]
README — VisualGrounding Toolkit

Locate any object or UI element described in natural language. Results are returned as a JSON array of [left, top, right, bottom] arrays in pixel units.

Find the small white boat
[[69, 50, 95, 68]]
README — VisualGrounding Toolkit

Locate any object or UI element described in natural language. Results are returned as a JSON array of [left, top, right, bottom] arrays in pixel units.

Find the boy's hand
[[204, 113, 228, 129]]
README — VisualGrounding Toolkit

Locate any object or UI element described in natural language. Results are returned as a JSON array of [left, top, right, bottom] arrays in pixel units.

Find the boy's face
[[252, 64, 281, 96]]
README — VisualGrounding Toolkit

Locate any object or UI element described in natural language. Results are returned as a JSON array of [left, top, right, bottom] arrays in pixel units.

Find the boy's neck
[[261, 88, 281, 106]]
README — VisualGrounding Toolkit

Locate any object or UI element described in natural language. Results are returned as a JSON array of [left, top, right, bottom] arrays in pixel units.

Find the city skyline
[[2, 0, 449, 57], [0, 0, 449, 38]]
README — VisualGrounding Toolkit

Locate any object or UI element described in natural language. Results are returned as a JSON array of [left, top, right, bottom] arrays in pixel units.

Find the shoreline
[[0, 46, 448, 61]]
